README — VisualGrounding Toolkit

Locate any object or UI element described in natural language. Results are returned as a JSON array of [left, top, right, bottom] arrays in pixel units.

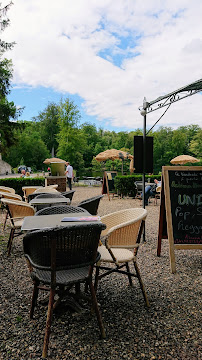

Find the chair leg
[[42, 288, 55, 359], [94, 266, 100, 293], [133, 261, 150, 307], [30, 280, 39, 319], [125, 262, 133, 286], [3, 210, 9, 230], [7, 228, 15, 256], [88, 278, 106, 339]]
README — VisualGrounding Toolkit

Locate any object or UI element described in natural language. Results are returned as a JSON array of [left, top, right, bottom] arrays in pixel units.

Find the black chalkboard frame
[[102, 171, 117, 201], [163, 166, 202, 273]]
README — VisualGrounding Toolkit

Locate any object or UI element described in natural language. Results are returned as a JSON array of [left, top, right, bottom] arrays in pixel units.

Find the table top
[[21, 211, 96, 231], [30, 197, 70, 205]]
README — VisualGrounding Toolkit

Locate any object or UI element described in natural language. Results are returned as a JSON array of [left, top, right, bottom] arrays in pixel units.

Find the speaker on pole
[[133, 136, 153, 173]]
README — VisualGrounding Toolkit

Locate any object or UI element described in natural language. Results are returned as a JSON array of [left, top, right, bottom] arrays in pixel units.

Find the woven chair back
[[0, 186, 15, 194], [23, 223, 106, 270], [35, 205, 87, 216], [61, 190, 75, 201], [1, 199, 35, 219], [35, 193, 65, 199], [101, 208, 147, 248], [0, 192, 22, 201], [78, 195, 103, 215]]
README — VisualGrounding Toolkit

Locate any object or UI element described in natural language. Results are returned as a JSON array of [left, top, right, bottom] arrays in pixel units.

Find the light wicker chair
[[33, 187, 59, 194], [95, 208, 149, 307], [23, 223, 106, 358], [1, 198, 35, 255], [22, 186, 43, 202], [0, 192, 23, 229], [0, 186, 15, 194]]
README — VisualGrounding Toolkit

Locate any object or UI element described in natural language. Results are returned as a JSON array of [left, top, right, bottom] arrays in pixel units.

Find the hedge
[[0, 177, 45, 197], [114, 174, 161, 197]]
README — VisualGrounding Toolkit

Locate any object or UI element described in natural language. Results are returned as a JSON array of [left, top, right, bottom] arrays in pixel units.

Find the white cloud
[[2, 0, 202, 130]]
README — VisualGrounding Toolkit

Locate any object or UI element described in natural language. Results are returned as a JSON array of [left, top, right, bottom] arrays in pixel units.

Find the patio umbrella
[[43, 157, 66, 165], [95, 149, 133, 162], [170, 155, 200, 165], [95, 149, 134, 175]]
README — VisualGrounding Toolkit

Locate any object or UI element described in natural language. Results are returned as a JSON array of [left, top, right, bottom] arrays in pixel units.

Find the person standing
[[65, 161, 73, 190]]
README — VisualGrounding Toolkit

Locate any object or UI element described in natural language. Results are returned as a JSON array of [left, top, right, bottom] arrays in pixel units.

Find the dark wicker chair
[[60, 190, 75, 203], [35, 205, 88, 216], [23, 223, 106, 358], [78, 195, 104, 215], [28, 192, 48, 202]]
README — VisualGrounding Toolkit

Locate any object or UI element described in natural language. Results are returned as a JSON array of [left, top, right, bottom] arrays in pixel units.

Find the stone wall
[[0, 159, 12, 175]]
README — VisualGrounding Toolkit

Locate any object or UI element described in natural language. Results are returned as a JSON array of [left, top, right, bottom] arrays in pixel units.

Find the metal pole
[[142, 97, 148, 242]]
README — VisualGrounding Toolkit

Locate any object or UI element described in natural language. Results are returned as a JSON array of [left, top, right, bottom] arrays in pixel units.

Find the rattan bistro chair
[[22, 186, 43, 202], [78, 195, 104, 215], [1, 198, 35, 255], [35, 193, 66, 199], [0, 186, 15, 194], [23, 223, 106, 358], [61, 190, 75, 203], [0, 192, 23, 229], [95, 208, 149, 307], [35, 205, 88, 216]]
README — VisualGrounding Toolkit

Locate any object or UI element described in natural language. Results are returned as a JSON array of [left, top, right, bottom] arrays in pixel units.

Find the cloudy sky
[[3, 0, 202, 131]]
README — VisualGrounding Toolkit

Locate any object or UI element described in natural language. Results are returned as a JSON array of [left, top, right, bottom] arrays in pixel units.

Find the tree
[[4, 124, 50, 170], [33, 102, 60, 157], [0, 2, 20, 156], [189, 129, 202, 158]]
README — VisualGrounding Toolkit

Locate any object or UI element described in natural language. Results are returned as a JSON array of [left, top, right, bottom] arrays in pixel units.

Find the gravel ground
[[0, 185, 201, 360]]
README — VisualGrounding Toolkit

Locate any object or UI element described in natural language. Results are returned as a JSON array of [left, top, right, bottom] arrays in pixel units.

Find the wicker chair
[[35, 193, 66, 199], [78, 195, 104, 215], [34, 186, 59, 194], [1, 198, 35, 255], [95, 208, 149, 307], [61, 190, 75, 203], [35, 205, 88, 216], [0, 186, 15, 194], [23, 223, 106, 358], [22, 186, 43, 202], [0, 192, 23, 229]]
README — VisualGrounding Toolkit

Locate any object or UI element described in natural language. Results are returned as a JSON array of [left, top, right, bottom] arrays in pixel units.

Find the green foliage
[[4, 125, 50, 170], [56, 98, 83, 163], [0, 177, 45, 197], [189, 129, 202, 158], [0, 3, 20, 155], [33, 102, 60, 156]]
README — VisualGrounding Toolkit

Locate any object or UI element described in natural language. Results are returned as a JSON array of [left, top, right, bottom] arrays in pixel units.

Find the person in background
[[21, 169, 26, 178], [65, 161, 73, 190], [142, 178, 160, 205]]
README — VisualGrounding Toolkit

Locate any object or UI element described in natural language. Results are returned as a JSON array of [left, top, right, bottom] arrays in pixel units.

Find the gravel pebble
[[0, 185, 201, 359]]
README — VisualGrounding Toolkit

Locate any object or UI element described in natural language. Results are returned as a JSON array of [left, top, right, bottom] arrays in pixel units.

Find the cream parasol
[[95, 149, 134, 174], [170, 155, 200, 165], [95, 149, 133, 162], [43, 157, 66, 165]]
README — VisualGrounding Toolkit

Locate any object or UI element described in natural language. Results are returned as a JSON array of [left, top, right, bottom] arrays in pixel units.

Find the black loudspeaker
[[133, 136, 153, 173]]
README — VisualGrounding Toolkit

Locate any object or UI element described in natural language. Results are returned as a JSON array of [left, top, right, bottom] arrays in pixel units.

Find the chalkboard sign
[[162, 166, 202, 273], [102, 171, 117, 200]]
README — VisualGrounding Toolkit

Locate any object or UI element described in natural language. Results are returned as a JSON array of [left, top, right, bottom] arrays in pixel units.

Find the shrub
[[114, 174, 161, 197], [0, 177, 45, 197]]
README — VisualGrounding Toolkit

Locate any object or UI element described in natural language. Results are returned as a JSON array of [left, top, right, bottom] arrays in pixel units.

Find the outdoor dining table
[[21, 211, 100, 231], [29, 197, 70, 211]]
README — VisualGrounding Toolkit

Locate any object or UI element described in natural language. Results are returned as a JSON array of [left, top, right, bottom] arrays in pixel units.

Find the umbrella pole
[[142, 98, 148, 242]]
